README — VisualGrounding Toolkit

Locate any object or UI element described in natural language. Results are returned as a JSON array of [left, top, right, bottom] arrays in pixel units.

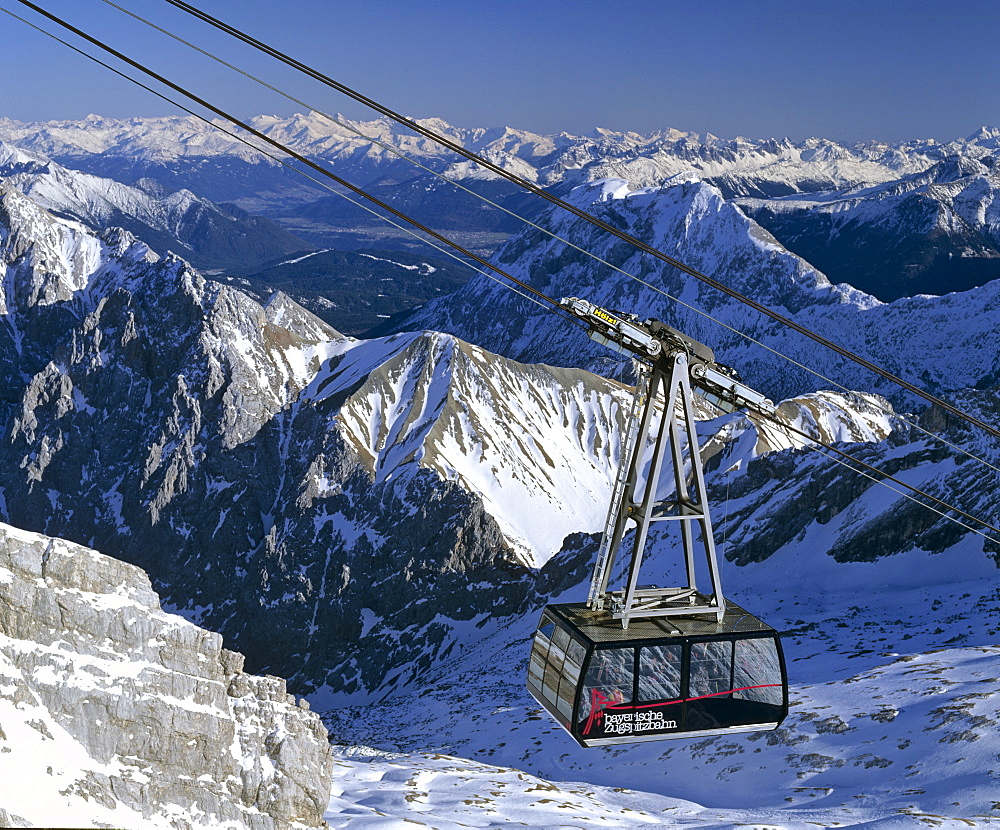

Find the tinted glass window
[[565, 639, 587, 683], [542, 635, 565, 705], [527, 618, 554, 689], [690, 641, 733, 700], [733, 637, 783, 705], [578, 647, 633, 721], [638, 644, 682, 702], [555, 629, 587, 719]]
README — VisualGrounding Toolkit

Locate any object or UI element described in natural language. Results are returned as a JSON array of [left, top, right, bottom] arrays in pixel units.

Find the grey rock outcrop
[[0, 521, 333, 828]]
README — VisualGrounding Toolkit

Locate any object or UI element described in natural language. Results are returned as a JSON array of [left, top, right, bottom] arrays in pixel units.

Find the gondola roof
[[546, 600, 775, 644]]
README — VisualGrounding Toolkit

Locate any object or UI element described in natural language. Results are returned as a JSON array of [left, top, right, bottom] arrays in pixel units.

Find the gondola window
[[733, 637, 783, 704], [637, 644, 682, 701]]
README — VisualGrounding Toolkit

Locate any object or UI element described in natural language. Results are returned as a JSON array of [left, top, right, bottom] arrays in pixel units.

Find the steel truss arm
[[589, 351, 726, 628]]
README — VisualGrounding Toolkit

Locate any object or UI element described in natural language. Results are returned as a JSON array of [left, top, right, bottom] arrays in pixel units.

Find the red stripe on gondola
[[601, 683, 784, 712]]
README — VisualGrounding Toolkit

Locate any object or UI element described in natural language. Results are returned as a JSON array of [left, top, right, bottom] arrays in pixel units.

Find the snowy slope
[[317, 384, 1000, 826], [323, 424, 1000, 825]]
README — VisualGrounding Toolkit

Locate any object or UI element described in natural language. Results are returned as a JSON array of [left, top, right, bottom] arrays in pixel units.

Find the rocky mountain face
[[0, 521, 332, 829], [0, 141, 311, 273], [0, 185, 908, 713], [739, 155, 1000, 300]]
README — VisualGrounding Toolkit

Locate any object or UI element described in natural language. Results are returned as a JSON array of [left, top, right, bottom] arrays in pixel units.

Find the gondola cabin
[[527, 601, 787, 746], [527, 301, 790, 747]]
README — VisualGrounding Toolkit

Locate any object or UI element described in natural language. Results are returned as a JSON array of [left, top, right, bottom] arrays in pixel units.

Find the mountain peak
[[966, 126, 1000, 149]]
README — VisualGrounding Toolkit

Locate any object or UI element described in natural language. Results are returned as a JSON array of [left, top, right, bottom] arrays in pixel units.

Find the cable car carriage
[[527, 299, 788, 746]]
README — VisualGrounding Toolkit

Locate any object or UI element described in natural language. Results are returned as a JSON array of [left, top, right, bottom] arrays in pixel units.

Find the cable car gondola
[[528, 602, 786, 746], [527, 298, 789, 745]]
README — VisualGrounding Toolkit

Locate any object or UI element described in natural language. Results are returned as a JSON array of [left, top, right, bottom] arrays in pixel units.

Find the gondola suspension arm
[[559, 297, 775, 628]]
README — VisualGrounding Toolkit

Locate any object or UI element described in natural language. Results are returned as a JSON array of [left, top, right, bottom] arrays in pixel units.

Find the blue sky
[[1, 0, 997, 143]]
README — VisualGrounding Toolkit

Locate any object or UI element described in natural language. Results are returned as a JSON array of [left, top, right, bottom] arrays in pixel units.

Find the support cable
[[156, 0, 1000, 441], [96, 0, 1000, 478], [4, 2, 998, 545]]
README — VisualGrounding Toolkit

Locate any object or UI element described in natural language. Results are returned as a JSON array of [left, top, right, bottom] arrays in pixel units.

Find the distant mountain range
[[0, 140, 310, 273], [2, 115, 999, 300]]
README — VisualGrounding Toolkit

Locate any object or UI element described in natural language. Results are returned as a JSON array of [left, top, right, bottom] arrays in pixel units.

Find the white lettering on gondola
[[601, 711, 677, 735]]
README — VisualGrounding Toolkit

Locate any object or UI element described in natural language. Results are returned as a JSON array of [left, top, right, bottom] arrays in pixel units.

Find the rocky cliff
[[0, 521, 333, 828]]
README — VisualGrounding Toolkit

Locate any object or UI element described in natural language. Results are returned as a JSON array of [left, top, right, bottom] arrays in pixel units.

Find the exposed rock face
[[0, 521, 333, 828]]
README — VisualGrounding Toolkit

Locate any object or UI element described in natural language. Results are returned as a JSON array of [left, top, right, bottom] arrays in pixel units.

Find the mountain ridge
[[0, 140, 311, 272], [399, 175, 1000, 405]]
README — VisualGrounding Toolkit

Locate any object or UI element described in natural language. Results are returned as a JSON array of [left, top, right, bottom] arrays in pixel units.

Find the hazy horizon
[[1, 0, 997, 146]]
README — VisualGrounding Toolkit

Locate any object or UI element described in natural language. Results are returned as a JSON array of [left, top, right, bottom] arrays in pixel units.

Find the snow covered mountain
[[0, 185, 619, 704], [0, 185, 904, 705], [8, 114, 998, 201], [0, 141, 310, 272], [324, 385, 1000, 826], [401, 175, 1000, 406], [5, 114, 1000, 301], [740, 155, 1000, 300]]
